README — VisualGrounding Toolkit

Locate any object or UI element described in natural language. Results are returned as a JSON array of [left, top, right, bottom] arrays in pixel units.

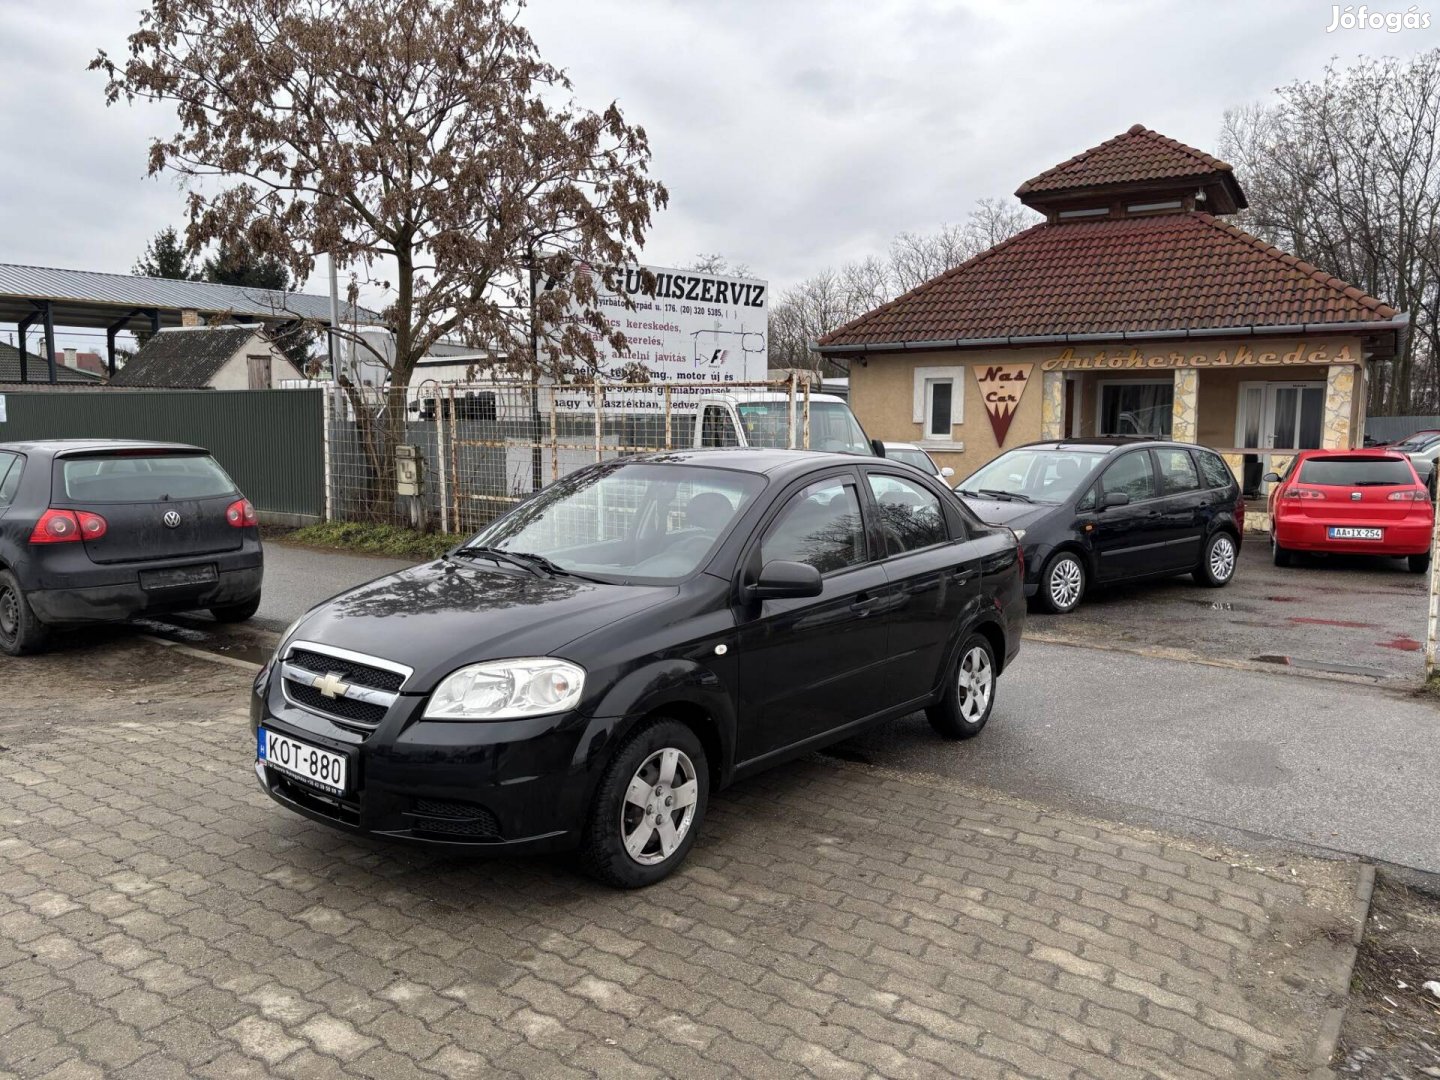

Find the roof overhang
[[815, 314, 1410, 359]]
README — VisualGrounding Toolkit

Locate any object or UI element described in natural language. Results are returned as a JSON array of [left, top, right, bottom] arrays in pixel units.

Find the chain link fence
[[318, 379, 815, 534]]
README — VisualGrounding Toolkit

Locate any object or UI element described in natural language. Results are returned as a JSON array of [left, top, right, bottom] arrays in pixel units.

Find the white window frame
[[1095, 378, 1174, 438], [912, 367, 965, 449]]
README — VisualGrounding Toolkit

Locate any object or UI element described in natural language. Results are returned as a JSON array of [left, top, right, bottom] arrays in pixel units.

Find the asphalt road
[[157, 540, 1440, 876], [840, 641, 1440, 875]]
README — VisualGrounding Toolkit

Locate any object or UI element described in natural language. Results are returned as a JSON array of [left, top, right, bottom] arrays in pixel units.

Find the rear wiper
[[980, 488, 1034, 503]]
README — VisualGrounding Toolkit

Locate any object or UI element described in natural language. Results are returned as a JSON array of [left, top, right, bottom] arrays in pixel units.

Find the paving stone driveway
[[0, 641, 1365, 1079]]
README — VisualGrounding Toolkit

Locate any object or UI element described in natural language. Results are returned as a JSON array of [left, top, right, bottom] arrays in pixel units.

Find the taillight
[[1388, 488, 1429, 501], [29, 508, 106, 543], [1283, 486, 1326, 500], [226, 499, 257, 528]]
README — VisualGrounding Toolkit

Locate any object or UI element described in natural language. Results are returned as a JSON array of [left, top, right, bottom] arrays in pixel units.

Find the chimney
[[63, 347, 77, 367], [180, 309, 200, 328]]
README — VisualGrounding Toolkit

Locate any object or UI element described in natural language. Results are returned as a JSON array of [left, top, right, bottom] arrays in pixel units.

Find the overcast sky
[[1, 0, 1438, 351]]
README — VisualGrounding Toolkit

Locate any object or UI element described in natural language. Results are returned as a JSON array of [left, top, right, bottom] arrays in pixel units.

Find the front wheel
[[1035, 552, 1085, 614], [1409, 553, 1430, 574], [1194, 532, 1237, 587], [0, 570, 49, 657], [579, 719, 708, 888], [926, 633, 997, 740]]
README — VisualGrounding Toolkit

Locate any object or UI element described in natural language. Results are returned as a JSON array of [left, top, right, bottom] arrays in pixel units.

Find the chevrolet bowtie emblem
[[312, 672, 350, 699]]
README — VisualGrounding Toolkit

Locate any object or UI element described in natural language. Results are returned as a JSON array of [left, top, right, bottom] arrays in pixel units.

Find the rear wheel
[[1034, 552, 1085, 614], [1409, 553, 1430, 574], [579, 718, 708, 888], [1194, 532, 1237, 587], [0, 570, 49, 656], [1271, 531, 1292, 568], [210, 596, 261, 623], [926, 633, 996, 740]]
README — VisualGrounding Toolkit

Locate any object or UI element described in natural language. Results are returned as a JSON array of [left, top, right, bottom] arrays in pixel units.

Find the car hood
[[286, 559, 675, 690], [957, 496, 1055, 530]]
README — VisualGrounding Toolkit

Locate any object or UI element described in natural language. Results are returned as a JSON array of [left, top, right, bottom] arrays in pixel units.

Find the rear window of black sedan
[[60, 453, 238, 502]]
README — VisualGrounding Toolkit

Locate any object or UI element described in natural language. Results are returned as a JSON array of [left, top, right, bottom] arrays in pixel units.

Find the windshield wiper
[[979, 488, 1034, 503], [956, 488, 980, 498], [453, 546, 547, 576]]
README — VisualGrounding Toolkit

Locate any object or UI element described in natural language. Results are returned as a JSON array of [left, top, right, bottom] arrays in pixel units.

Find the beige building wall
[[848, 335, 1367, 478], [209, 336, 304, 390]]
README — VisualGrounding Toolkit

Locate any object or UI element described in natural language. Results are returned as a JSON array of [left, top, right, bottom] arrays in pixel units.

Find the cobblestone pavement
[[0, 641, 1367, 1079]]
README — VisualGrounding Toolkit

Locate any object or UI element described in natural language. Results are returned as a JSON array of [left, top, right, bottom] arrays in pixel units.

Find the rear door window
[[60, 454, 238, 502], [0, 453, 19, 505], [1297, 456, 1415, 486], [1197, 451, 1234, 489], [1154, 448, 1200, 495], [1099, 451, 1157, 502], [867, 473, 948, 554]]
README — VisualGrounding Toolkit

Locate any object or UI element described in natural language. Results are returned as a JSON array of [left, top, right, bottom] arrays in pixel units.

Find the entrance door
[[246, 354, 273, 390], [1236, 381, 1325, 452]]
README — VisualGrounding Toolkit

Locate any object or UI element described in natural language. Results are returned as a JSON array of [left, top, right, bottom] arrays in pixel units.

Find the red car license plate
[[1327, 526, 1383, 541]]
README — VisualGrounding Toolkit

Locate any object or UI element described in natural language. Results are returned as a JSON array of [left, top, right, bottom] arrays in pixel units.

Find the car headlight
[[424, 658, 585, 720]]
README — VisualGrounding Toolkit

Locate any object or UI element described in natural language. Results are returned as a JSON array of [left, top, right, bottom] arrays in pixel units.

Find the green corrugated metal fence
[[0, 389, 324, 521]]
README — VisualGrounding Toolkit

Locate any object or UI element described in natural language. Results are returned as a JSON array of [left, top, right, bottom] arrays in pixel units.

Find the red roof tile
[[818, 212, 1399, 350], [1017, 124, 1233, 195]]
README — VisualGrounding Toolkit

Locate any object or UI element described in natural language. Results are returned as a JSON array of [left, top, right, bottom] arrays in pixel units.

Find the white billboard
[[553, 263, 769, 412]]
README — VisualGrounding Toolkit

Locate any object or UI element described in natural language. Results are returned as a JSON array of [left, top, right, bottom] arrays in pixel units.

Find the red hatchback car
[[1267, 450, 1434, 572]]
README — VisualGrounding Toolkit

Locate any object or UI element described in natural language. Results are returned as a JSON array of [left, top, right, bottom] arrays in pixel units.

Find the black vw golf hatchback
[[0, 440, 263, 654], [955, 438, 1244, 614], [253, 449, 1025, 887]]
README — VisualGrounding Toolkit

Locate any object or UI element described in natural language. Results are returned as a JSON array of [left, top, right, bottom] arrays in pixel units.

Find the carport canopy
[[0, 263, 381, 383]]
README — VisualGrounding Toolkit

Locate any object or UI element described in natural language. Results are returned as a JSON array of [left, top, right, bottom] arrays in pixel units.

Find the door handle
[[947, 570, 974, 585], [849, 595, 882, 615]]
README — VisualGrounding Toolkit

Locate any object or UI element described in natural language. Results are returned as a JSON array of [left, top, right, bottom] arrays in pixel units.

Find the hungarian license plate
[[140, 564, 218, 590], [1327, 526, 1383, 541], [257, 727, 347, 795]]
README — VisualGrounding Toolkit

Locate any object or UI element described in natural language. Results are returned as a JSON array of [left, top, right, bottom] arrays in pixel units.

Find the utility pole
[[1427, 493, 1440, 681], [328, 254, 341, 382], [528, 248, 543, 493]]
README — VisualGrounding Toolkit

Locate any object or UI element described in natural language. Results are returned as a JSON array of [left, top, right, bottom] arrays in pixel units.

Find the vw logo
[[162, 510, 182, 529]]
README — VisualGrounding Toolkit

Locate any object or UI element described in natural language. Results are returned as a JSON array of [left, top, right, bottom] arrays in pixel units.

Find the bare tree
[[769, 197, 1037, 374], [1221, 51, 1440, 413], [93, 0, 666, 520], [686, 253, 752, 279]]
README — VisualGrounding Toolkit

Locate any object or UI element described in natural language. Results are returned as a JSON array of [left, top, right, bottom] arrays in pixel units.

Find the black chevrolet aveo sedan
[[954, 437, 1244, 614], [0, 440, 263, 655], [252, 449, 1025, 887]]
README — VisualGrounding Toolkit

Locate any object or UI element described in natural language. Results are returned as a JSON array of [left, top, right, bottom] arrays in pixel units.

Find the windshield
[[735, 401, 871, 455], [467, 462, 765, 583], [886, 447, 934, 473], [1297, 456, 1415, 486], [61, 453, 237, 502], [959, 448, 1110, 504], [1394, 433, 1440, 452]]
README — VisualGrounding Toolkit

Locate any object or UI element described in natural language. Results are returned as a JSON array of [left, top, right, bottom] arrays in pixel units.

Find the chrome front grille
[[280, 641, 413, 732]]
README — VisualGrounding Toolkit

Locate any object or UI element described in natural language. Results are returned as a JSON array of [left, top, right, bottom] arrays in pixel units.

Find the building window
[[1098, 381, 1172, 438], [912, 367, 964, 444]]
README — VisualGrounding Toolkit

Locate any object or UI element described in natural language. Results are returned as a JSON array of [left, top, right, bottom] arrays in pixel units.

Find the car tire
[[1034, 552, 1085, 614], [579, 718, 709, 889], [1409, 553, 1430, 574], [1194, 531, 1237, 587], [0, 570, 49, 657], [210, 596, 262, 623], [926, 632, 997, 740], [1271, 531, 1292, 568]]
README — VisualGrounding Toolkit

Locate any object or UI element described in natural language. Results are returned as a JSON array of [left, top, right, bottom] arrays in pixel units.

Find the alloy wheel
[[0, 586, 17, 642], [620, 747, 699, 866], [957, 645, 993, 724], [1049, 557, 1083, 610], [1209, 536, 1236, 581]]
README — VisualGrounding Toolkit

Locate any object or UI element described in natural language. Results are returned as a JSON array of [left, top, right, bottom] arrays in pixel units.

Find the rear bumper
[[28, 565, 263, 625], [1274, 519, 1432, 555]]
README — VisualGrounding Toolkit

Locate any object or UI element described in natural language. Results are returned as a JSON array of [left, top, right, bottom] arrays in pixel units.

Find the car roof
[[0, 439, 207, 456], [1293, 448, 1405, 459], [698, 390, 848, 405], [1010, 437, 1170, 452], [621, 447, 885, 477], [881, 441, 927, 450]]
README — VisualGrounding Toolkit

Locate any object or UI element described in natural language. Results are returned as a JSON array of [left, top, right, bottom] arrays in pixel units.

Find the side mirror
[[1100, 491, 1130, 510], [746, 560, 823, 602], [1261, 471, 1282, 483], [940, 467, 955, 479], [870, 439, 887, 458]]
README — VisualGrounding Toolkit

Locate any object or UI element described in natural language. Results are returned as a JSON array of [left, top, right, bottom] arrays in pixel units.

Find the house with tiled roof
[[818, 124, 1405, 497], [109, 326, 301, 389]]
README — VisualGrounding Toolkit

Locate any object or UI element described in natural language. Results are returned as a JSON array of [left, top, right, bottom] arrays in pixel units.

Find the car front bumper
[[29, 564, 263, 625], [1274, 519, 1431, 556], [250, 673, 613, 852]]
